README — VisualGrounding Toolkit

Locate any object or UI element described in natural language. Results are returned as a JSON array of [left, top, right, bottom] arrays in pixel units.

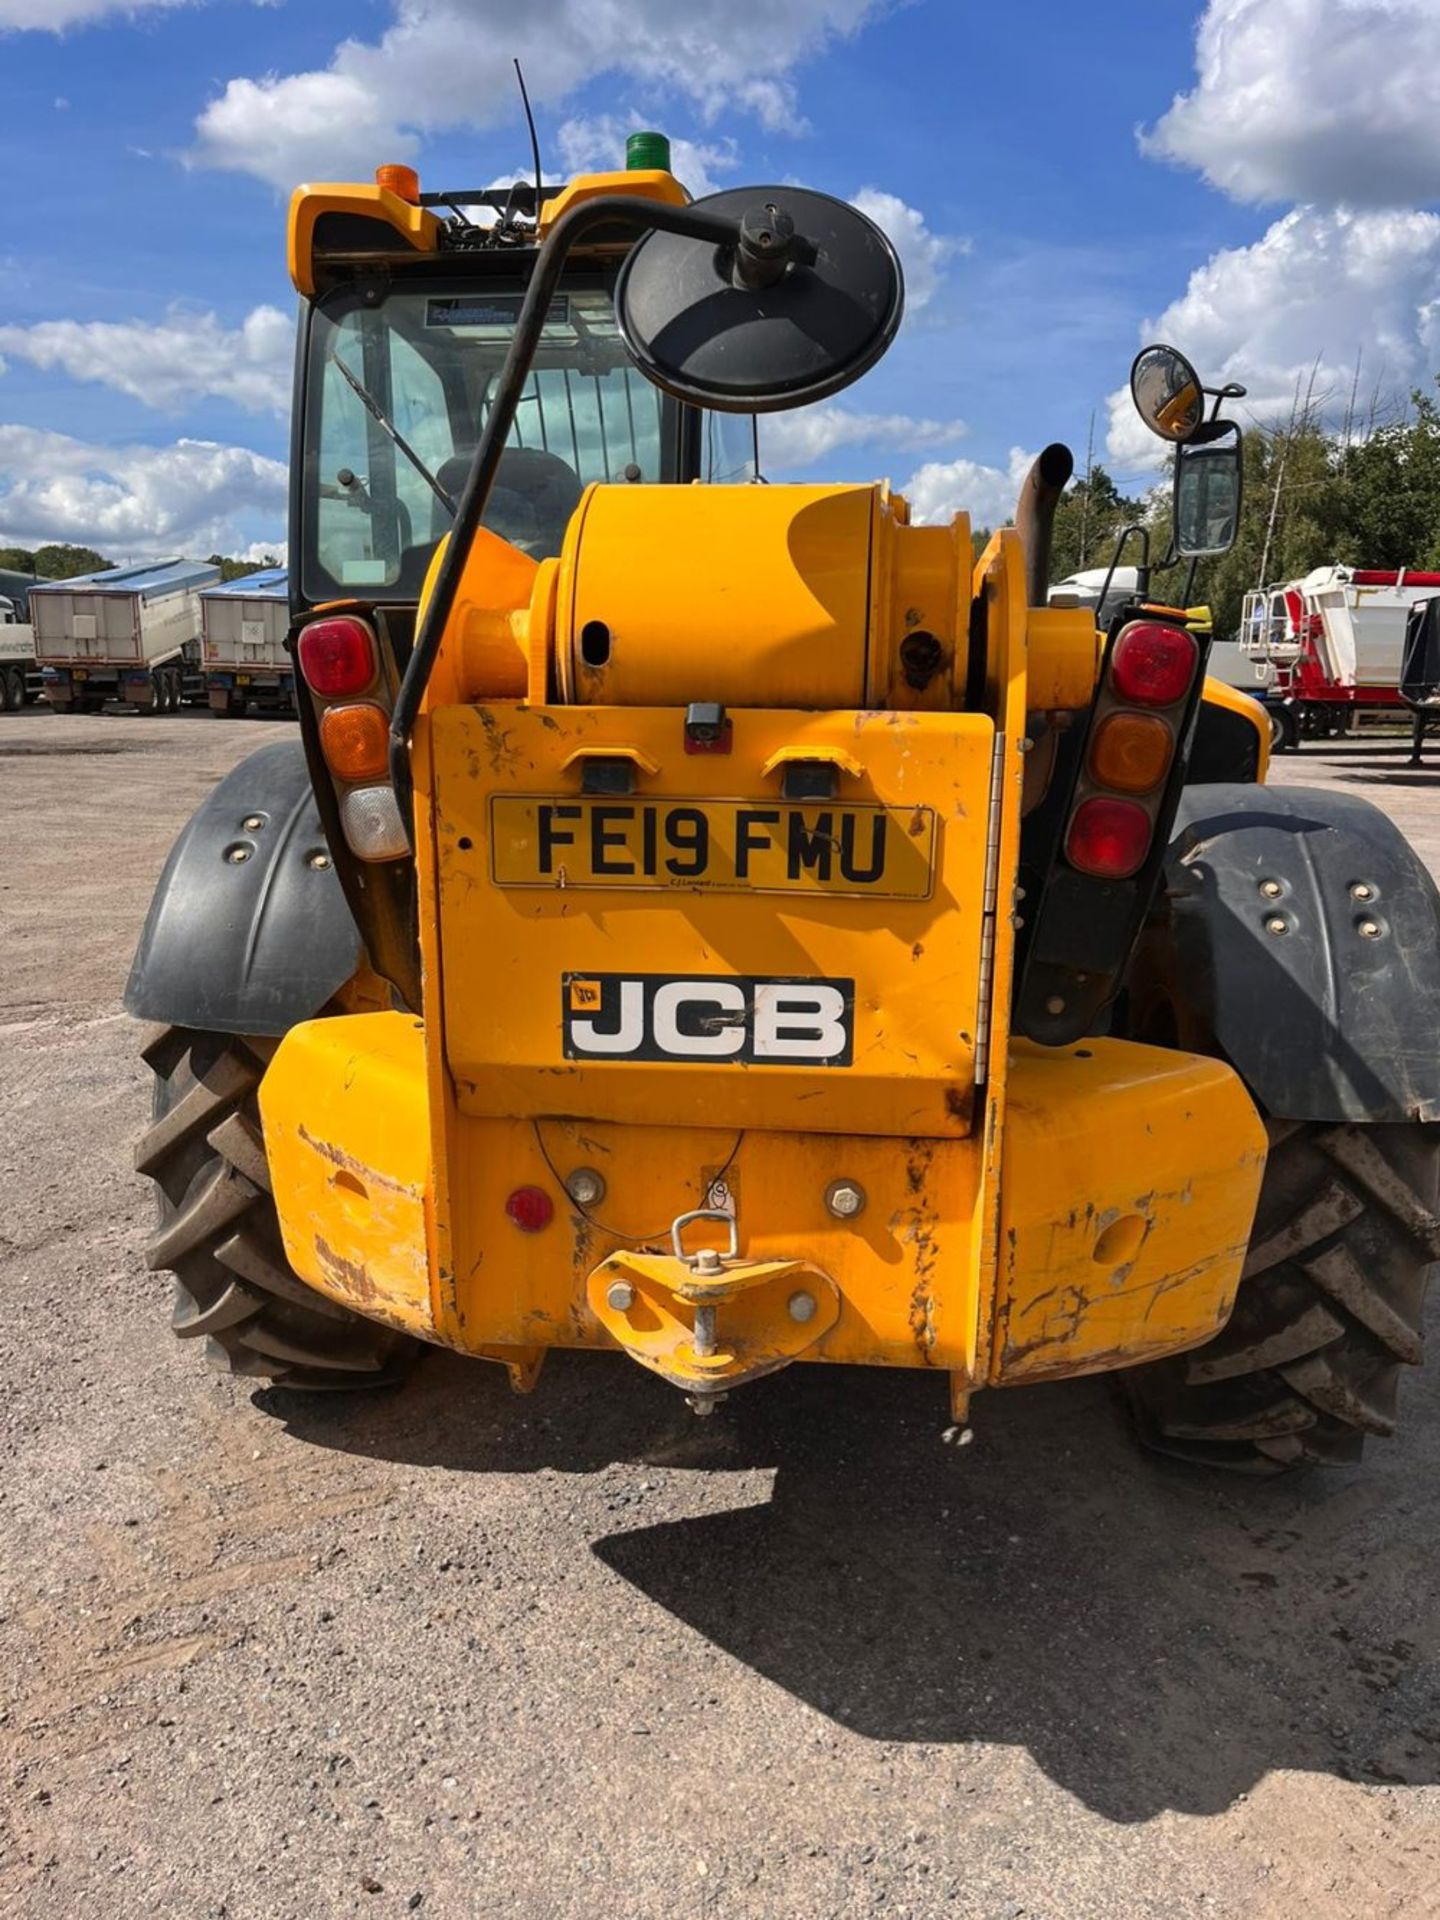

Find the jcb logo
[[562, 973, 854, 1066]]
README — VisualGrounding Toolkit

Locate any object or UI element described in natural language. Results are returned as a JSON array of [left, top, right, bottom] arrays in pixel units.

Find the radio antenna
[[514, 59, 543, 221]]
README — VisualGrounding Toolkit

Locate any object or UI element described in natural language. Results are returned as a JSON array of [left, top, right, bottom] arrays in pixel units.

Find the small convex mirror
[[1174, 423, 1242, 557], [1131, 344, 1205, 443]]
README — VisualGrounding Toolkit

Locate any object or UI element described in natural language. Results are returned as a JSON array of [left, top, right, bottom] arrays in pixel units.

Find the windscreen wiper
[[328, 353, 456, 517]]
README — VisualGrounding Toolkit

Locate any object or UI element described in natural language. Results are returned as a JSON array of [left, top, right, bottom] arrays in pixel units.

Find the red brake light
[[1066, 796, 1152, 879], [505, 1186, 554, 1233], [298, 617, 377, 697], [1110, 621, 1196, 707]]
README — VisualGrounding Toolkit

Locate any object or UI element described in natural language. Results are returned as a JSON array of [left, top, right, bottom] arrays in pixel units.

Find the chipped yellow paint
[[260, 1012, 434, 1338], [992, 1038, 1268, 1383]]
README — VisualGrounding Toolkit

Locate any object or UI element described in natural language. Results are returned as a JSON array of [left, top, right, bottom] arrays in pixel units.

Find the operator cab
[[294, 164, 756, 613]]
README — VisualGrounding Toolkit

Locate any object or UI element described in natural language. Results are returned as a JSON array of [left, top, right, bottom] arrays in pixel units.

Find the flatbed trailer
[[32, 558, 218, 713]]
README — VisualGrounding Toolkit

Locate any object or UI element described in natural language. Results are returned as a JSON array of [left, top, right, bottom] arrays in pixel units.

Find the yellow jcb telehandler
[[128, 139, 1440, 1473]]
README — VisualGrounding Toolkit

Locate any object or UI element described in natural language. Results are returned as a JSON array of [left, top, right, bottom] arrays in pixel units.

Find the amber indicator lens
[[320, 702, 390, 783], [1066, 795, 1152, 880], [1110, 621, 1197, 707], [1088, 711, 1173, 794]]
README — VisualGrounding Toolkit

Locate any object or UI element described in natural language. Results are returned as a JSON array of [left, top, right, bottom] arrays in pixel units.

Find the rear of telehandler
[[128, 143, 1440, 1473]]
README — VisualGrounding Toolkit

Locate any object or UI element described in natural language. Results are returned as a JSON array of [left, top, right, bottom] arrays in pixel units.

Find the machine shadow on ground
[[259, 1346, 1440, 1824]]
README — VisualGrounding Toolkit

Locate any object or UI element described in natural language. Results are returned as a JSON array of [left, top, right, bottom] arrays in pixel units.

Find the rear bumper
[[259, 1013, 1266, 1397]]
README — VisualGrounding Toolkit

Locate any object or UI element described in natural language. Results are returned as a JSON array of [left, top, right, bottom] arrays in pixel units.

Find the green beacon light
[[625, 130, 672, 173]]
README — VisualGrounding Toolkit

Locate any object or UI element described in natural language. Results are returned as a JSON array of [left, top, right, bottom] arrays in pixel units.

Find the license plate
[[488, 797, 935, 899]]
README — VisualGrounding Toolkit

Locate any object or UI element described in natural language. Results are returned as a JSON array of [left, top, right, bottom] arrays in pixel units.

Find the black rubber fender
[[125, 739, 362, 1037], [1133, 783, 1440, 1123]]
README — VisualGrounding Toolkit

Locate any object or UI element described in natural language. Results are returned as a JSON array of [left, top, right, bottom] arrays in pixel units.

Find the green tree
[[5, 543, 113, 580], [207, 552, 282, 583], [1048, 465, 1143, 582]]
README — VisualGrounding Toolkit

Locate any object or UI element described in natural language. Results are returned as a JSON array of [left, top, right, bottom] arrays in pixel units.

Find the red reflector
[[298, 617, 377, 697], [505, 1185, 554, 1233], [1110, 621, 1197, 707], [1066, 796, 1152, 879]]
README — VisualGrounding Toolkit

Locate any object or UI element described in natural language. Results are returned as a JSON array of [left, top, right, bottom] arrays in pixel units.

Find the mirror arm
[[388, 194, 746, 828], [1098, 522, 1151, 617]]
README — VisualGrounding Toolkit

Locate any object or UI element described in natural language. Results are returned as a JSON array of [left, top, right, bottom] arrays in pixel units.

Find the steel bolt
[[307, 850, 331, 871], [566, 1167, 606, 1208], [1045, 995, 1066, 1016], [242, 814, 265, 832], [692, 1247, 725, 1275], [1264, 914, 1289, 936], [605, 1280, 635, 1312], [1259, 878, 1283, 899], [788, 1290, 818, 1324], [226, 845, 251, 864], [825, 1179, 866, 1219], [1358, 918, 1383, 940], [1350, 882, 1375, 902]]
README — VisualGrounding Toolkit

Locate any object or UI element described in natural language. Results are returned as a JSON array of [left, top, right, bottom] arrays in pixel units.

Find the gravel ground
[[2, 708, 1438, 1920]]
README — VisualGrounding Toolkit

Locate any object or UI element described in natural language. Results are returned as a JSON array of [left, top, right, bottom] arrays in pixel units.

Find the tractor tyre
[[137, 1023, 418, 1390], [1127, 1118, 1440, 1472], [2, 667, 22, 711]]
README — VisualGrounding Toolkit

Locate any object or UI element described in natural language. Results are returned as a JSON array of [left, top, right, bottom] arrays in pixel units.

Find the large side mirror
[[615, 186, 904, 413], [1173, 423, 1242, 558], [1131, 344, 1204, 444]]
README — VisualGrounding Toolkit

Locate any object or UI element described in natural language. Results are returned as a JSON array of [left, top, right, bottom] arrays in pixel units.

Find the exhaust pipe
[[1014, 442, 1075, 608]]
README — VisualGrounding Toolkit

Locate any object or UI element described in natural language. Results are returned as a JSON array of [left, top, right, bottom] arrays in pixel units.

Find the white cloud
[[760, 405, 967, 471], [0, 425, 287, 556], [189, 0, 883, 191], [851, 189, 964, 311], [0, 0, 190, 26], [0, 305, 292, 414], [901, 447, 1037, 529], [1105, 205, 1440, 470], [1144, 0, 1440, 208]]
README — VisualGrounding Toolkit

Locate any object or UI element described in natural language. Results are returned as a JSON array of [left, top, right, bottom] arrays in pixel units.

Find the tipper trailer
[[33, 558, 218, 713], [200, 569, 293, 716], [1240, 566, 1440, 748]]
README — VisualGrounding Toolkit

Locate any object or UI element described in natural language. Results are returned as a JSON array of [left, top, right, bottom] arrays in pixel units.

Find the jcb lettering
[[562, 973, 854, 1066]]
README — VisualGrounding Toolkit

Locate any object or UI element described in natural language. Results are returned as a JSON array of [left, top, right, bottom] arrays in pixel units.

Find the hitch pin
[[693, 1304, 718, 1357]]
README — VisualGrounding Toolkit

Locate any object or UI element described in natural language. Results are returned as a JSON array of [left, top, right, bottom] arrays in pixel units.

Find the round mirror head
[[1130, 344, 1205, 443], [615, 186, 904, 414]]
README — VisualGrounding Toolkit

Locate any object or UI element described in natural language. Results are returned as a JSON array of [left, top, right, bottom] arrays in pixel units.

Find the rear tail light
[[505, 1186, 554, 1232], [298, 616, 376, 696], [320, 701, 390, 783], [339, 783, 409, 861], [1110, 621, 1196, 707], [1066, 796, 1152, 879], [1087, 712, 1173, 794]]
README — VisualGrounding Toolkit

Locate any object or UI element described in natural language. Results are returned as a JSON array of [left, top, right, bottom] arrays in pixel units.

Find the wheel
[[1, 667, 22, 711], [1268, 704, 1299, 752], [171, 669, 187, 711], [1127, 1119, 1440, 1472], [136, 1024, 418, 1389], [162, 670, 178, 713]]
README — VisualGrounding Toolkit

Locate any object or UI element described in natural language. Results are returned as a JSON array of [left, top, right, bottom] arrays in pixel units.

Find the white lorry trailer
[[31, 558, 218, 714], [199, 568, 293, 715]]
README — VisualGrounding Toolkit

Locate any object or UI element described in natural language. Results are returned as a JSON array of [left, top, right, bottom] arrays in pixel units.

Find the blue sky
[[1, 0, 1437, 559]]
